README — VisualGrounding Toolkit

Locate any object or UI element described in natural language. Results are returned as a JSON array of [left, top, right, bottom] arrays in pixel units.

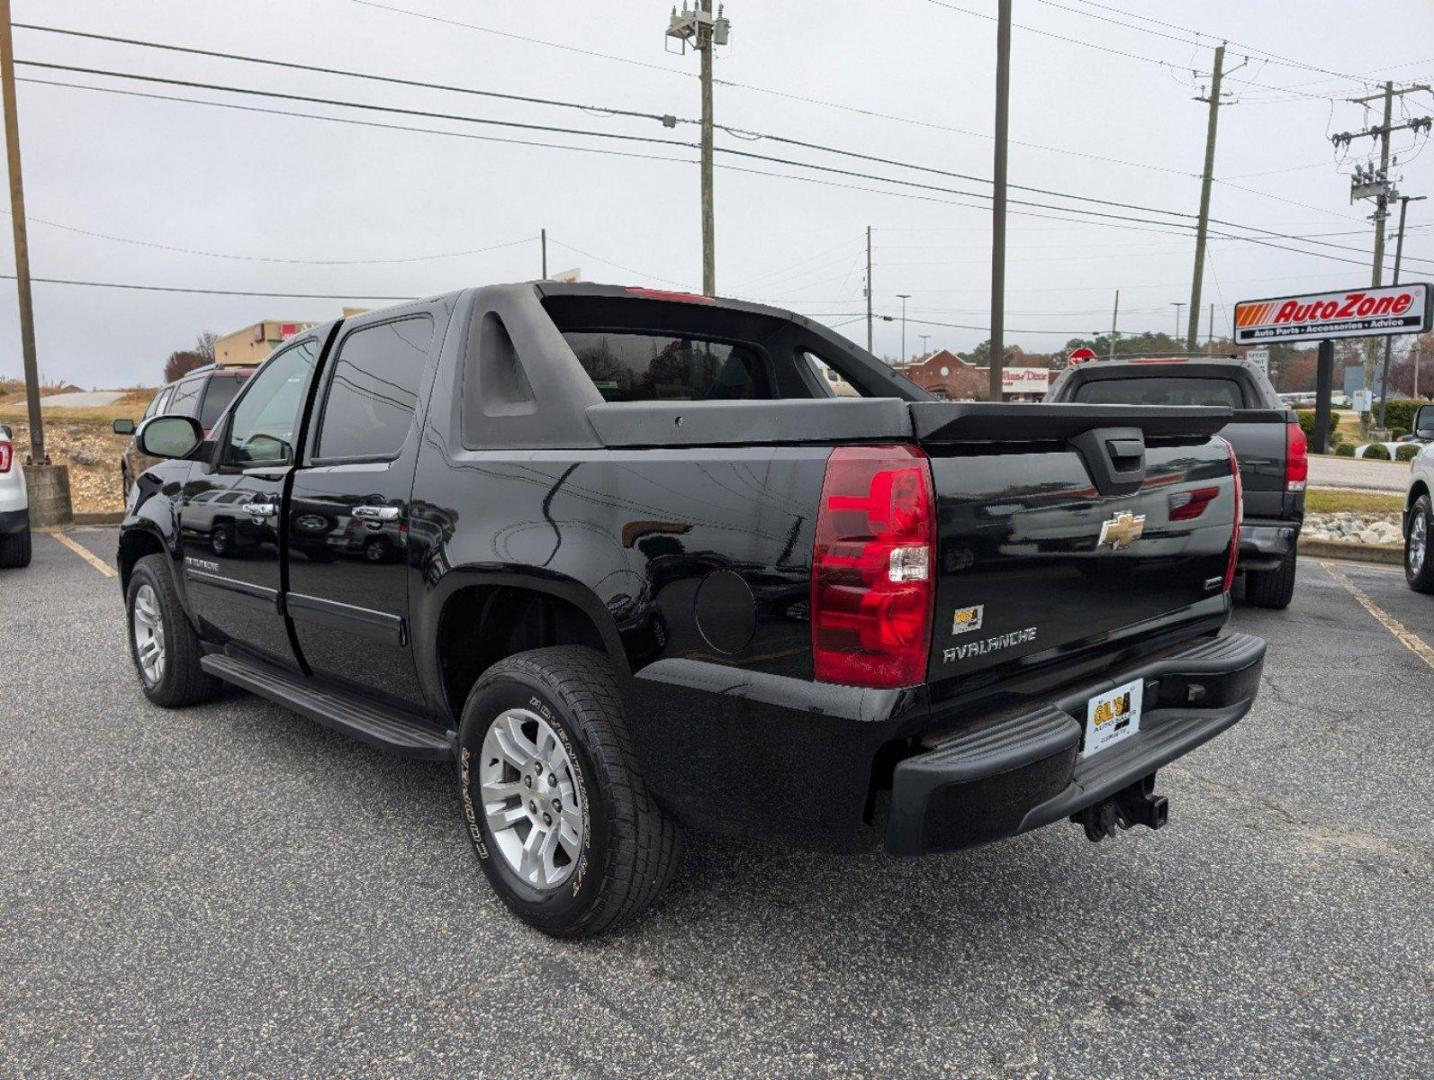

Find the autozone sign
[[1232, 283, 1430, 345]]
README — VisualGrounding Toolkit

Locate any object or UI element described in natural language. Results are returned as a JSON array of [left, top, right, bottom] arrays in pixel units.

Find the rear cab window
[[564, 332, 773, 402], [1072, 375, 1248, 409]]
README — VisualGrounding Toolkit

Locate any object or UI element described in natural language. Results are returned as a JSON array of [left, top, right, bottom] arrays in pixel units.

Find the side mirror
[[1415, 404, 1434, 441], [112, 418, 136, 436], [136, 415, 203, 459]]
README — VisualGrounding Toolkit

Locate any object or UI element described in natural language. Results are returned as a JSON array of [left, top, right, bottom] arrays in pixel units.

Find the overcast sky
[[3, 0, 1433, 387]]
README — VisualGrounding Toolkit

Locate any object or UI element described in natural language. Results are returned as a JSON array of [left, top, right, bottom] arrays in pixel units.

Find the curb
[[1299, 539, 1403, 566], [70, 512, 125, 526]]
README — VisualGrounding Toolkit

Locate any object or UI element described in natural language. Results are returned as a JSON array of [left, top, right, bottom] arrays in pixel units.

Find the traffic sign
[[1068, 347, 1097, 365]]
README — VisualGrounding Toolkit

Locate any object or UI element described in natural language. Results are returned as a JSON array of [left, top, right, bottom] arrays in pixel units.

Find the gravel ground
[[2, 530, 1431, 1079]]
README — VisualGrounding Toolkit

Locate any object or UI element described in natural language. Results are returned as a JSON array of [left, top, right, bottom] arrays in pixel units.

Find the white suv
[[0, 424, 30, 568], [1404, 404, 1434, 593]]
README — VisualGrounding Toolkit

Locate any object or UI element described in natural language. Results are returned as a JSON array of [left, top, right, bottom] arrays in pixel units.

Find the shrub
[[1380, 399, 1434, 433], [1335, 443, 1356, 456], [1361, 443, 1391, 460], [1297, 410, 1316, 440], [1391, 427, 1409, 440], [1396, 443, 1420, 462]]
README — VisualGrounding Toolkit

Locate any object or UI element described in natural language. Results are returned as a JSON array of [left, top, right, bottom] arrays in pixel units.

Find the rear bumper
[[0, 507, 29, 535], [1239, 519, 1299, 570], [884, 631, 1265, 856]]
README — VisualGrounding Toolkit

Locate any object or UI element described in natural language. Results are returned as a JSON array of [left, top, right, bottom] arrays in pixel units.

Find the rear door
[[285, 309, 437, 710], [179, 337, 321, 666]]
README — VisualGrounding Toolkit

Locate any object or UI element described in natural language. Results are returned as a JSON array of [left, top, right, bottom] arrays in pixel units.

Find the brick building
[[892, 349, 985, 400]]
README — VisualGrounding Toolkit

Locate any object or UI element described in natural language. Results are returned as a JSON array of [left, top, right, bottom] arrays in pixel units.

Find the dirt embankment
[[6, 421, 132, 514]]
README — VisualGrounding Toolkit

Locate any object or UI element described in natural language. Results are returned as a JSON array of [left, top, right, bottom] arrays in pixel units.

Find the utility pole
[[1187, 43, 1231, 352], [988, 0, 1011, 401], [1109, 289, 1119, 361], [865, 225, 873, 353], [896, 293, 911, 363], [1332, 82, 1431, 433], [666, 2, 730, 296], [0, 0, 41, 465], [1378, 194, 1425, 428], [1171, 301, 1185, 340], [540, 228, 547, 279], [919, 333, 931, 357]]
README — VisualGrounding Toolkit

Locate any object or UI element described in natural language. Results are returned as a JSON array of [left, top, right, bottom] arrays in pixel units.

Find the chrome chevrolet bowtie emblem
[[1098, 511, 1146, 551]]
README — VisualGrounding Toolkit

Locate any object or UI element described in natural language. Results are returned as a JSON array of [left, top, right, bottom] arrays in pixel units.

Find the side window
[[800, 351, 860, 398], [223, 341, 318, 467], [145, 387, 173, 419], [198, 374, 244, 430], [168, 377, 205, 418], [315, 316, 431, 461]]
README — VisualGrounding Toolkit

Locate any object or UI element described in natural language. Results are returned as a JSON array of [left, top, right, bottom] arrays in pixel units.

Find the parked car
[[117, 283, 1265, 937], [0, 423, 30, 568], [113, 365, 252, 500], [1403, 404, 1434, 592], [1047, 356, 1306, 609]]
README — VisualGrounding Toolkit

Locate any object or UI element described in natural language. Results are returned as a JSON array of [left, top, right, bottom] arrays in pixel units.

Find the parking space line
[[48, 529, 117, 579], [1321, 560, 1434, 671]]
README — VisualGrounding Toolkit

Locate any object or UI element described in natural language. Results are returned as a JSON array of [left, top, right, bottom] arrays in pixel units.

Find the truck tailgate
[[911, 403, 1237, 687]]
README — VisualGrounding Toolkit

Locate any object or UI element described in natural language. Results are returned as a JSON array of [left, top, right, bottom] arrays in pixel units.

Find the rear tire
[[1406, 495, 1434, 593], [0, 524, 31, 568], [1245, 542, 1297, 609], [457, 646, 682, 938], [126, 553, 221, 707]]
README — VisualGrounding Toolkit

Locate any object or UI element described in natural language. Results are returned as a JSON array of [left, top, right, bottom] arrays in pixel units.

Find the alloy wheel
[[479, 708, 584, 891], [1411, 511, 1427, 575], [132, 583, 166, 686]]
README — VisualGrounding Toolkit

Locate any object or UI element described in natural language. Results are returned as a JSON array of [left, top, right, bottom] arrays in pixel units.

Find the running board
[[200, 654, 452, 761]]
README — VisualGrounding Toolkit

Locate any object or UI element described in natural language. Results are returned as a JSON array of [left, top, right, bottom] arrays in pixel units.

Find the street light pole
[[1377, 194, 1425, 429], [896, 293, 911, 363]]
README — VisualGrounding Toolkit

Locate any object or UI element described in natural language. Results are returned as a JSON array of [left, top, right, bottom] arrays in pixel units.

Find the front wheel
[[126, 553, 220, 707], [457, 646, 682, 938], [1406, 495, 1434, 593], [1245, 543, 1297, 609]]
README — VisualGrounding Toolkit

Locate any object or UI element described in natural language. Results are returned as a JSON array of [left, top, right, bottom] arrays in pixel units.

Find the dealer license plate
[[1082, 679, 1143, 759]]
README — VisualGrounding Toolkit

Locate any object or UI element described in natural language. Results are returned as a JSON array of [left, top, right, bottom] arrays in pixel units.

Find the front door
[[180, 337, 321, 666], [286, 311, 435, 710]]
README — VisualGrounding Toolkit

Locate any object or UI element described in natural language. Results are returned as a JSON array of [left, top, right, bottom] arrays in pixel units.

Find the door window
[[199, 373, 246, 430], [314, 316, 431, 461], [168, 376, 205, 418], [223, 341, 318, 467], [145, 387, 173, 418]]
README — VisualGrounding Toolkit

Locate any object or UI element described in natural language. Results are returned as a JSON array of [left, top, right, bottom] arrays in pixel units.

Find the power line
[[13, 22, 681, 127], [22, 70, 1425, 273], [0, 272, 419, 300]]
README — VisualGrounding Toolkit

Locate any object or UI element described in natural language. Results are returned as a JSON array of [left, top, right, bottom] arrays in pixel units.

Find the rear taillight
[[1284, 421, 1308, 493], [1221, 437, 1242, 593], [811, 444, 935, 688], [0, 440, 11, 473]]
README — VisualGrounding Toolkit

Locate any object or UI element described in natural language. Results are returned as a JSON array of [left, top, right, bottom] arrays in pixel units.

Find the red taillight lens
[[811, 444, 935, 687], [1221, 437, 1242, 593], [1168, 485, 1220, 521], [0, 441, 11, 473], [1284, 421, 1308, 493]]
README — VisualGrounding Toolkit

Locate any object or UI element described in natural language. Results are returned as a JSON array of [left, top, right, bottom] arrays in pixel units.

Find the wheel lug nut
[[529, 800, 537, 813], [523, 776, 532, 788], [551, 798, 561, 811], [543, 813, 553, 826]]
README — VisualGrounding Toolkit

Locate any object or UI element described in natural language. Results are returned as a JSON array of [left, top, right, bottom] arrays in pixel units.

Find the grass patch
[[1305, 489, 1404, 514]]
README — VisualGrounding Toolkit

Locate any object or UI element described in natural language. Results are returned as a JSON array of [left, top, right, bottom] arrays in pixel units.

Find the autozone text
[[1273, 291, 1413, 323]]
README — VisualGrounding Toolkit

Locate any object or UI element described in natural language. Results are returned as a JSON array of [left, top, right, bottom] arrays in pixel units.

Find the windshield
[[1072, 375, 1246, 409]]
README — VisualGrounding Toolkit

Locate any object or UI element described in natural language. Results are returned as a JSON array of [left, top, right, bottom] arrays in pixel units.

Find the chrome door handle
[[352, 505, 399, 522], [242, 502, 277, 517]]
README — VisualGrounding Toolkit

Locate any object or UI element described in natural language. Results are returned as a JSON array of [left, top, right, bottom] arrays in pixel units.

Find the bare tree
[[194, 330, 219, 362]]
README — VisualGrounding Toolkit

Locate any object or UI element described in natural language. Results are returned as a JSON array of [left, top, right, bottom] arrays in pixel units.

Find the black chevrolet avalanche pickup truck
[[117, 283, 1265, 937]]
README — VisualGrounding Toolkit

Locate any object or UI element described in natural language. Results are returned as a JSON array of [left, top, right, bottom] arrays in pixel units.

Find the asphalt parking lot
[[3, 528, 1431, 1079]]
